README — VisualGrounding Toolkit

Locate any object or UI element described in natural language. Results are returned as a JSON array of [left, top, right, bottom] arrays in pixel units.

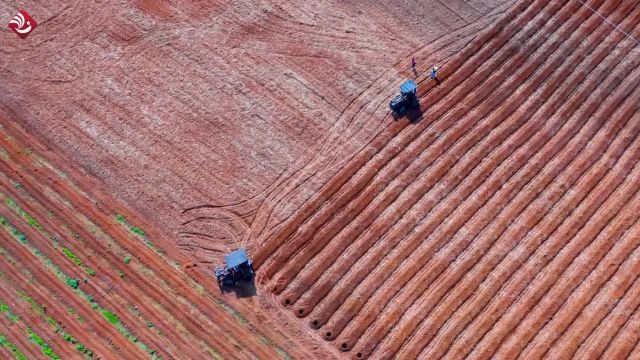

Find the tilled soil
[[1, 0, 510, 358], [3, 0, 637, 359], [1, 0, 507, 245], [0, 117, 330, 358], [251, 0, 640, 358]]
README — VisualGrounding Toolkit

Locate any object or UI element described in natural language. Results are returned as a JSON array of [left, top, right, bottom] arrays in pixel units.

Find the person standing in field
[[431, 66, 441, 85], [411, 57, 417, 71]]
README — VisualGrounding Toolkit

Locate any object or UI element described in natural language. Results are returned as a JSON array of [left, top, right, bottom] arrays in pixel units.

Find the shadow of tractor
[[225, 277, 257, 298], [393, 105, 424, 123]]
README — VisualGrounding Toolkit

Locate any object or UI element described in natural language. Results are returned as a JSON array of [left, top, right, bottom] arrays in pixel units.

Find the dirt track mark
[[0, 119, 301, 359], [251, 0, 527, 279]]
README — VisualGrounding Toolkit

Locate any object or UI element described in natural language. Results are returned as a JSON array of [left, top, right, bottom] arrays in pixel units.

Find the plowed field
[[2, 0, 640, 358], [0, 118, 321, 358], [250, 0, 640, 358]]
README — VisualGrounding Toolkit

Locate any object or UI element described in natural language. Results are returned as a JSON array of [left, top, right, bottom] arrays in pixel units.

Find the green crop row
[[115, 214, 145, 236], [7, 289, 95, 359], [62, 247, 96, 276], [0, 218, 27, 244], [27, 327, 61, 360], [1, 192, 97, 277], [0, 218, 160, 359], [17, 290, 94, 358], [0, 299, 20, 323], [76, 342, 93, 358], [0, 334, 27, 360], [5, 197, 44, 233], [35, 205, 221, 358], [4, 287, 92, 358], [115, 215, 166, 256], [102, 309, 160, 359], [102, 310, 119, 324], [66, 278, 80, 289]]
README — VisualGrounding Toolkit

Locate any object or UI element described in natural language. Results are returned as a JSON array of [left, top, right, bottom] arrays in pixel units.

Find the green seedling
[[0, 334, 27, 360], [0, 300, 20, 323], [116, 214, 146, 236], [62, 247, 96, 276], [1, 311, 19, 324], [27, 327, 61, 360], [16, 292, 94, 358], [1, 193, 97, 276], [66, 278, 80, 289], [4, 197, 44, 232], [62, 247, 82, 266], [115, 214, 166, 256], [102, 310, 119, 325], [1, 218, 158, 358], [75, 343, 93, 358]]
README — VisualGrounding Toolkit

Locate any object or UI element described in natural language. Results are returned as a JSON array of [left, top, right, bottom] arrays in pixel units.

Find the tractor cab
[[215, 248, 255, 291], [390, 79, 419, 116], [400, 79, 418, 97]]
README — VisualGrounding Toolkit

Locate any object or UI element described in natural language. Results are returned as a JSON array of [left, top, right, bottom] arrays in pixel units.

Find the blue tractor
[[215, 248, 255, 291], [389, 79, 419, 116]]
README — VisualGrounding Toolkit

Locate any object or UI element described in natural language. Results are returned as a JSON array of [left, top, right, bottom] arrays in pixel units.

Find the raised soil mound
[[4, 0, 638, 358], [252, 0, 640, 358]]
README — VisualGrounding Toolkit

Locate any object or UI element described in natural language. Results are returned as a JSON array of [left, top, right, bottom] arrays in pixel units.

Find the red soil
[[248, 0, 640, 358], [0, 117, 322, 358], [3, 0, 639, 358], [0, 0, 507, 248], [1, 0, 508, 358]]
